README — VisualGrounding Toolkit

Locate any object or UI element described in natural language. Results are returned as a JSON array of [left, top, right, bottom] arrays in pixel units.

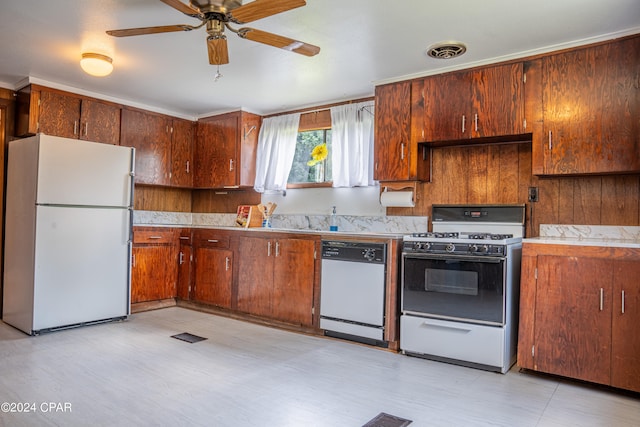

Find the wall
[[387, 142, 640, 237], [260, 186, 385, 216]]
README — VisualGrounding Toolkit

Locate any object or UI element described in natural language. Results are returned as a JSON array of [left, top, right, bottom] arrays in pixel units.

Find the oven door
[[401, 253, 506, 325]]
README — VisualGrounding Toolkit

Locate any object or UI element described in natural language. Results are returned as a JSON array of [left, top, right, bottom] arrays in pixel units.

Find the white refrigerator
[[2, 134, 135, 335]]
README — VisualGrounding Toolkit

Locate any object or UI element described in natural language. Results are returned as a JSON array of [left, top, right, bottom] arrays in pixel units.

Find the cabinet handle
[[400, 143, 405, 160], [599, 288, 604, 311], [179, 251, 184, 265], [267, 241, 272, 257], [461, 115, 466, 134], [149, 236, 162, 239], [132, 254, 136, 267], [83, 122, 88, 136], [73, 120, 78, 135], [225, 256, 230, 271], [186, 160, 190, 174], [207, 239, 219, 243], [474, 113, 478, 132], [548, 131, 553, 150], [622, 290, 625, 314], [229, 159, 234, 171], [275, 241, 280, 257]]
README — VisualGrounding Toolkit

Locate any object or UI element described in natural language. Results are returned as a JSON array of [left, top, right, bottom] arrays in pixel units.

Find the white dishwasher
[[320, 240, 387, 346]]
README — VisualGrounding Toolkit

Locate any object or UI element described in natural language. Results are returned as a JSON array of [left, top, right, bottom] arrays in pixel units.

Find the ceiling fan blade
[[239, 28, 320, 57], [229, 0, 306, 24], [208, 36, 229, 65], [107, 25, 194, 37], [160, 0, 201, 17]]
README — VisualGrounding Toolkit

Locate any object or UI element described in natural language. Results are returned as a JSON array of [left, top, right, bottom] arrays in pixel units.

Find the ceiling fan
[[106, 0, 320, 65]]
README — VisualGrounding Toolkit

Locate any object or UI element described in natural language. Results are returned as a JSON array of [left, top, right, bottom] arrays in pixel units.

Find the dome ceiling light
[[80, 52, 113, 77]]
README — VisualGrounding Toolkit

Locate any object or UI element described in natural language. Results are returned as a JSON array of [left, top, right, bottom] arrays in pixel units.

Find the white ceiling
[[1, 0, 639, 120]]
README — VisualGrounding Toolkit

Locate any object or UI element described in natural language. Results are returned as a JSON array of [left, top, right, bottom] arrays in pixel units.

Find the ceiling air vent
[[426, 42, 467, 59]]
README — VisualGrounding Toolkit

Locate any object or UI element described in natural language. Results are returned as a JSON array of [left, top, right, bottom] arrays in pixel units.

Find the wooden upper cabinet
[[79, 98, 121, 145], [120, 108, 172, 186], [195, 111, 261, 189], [418, 63, 524, 142], [375, 81, 429, 182], [15, 86, 121, 144], [170, 118, 195, 187], [536, 36, 640, 175]]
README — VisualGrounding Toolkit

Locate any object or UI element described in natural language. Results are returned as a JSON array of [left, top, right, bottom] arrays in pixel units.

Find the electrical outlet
[[528, 187, 539, 202]]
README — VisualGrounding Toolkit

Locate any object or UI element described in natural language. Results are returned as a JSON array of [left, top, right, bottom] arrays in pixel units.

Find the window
[[287, 129, 332, 185]]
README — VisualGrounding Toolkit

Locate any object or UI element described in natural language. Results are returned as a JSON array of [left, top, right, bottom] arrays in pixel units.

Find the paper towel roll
[[380, 191, 414, 207]]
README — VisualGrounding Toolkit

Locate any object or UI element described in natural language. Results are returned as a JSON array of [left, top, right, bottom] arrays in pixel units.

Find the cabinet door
[[374, 82, 411, 181], [79, 99, 121, 145], [195, 113, 238, 188], [171, 118, 194, 187], [272, 238, 315, 326], [471, 63, 524, 137], [236, 236, 273, 317], [176, 243, 192, 300], [422, 71, 470, 141], [120, 109, 172, 185], [238, 111, 261, 187], [542, 37, 640, 174], [611, 260, 640, 393], [38, 90, 81, 138], [533, 255, 612, 385], [193, 247, 233, 308], [131, 245, 178, 303]]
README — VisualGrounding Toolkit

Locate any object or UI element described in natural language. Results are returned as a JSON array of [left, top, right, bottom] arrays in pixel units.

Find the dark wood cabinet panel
[[131, 245, 178, 303], [421, 71, 470, 141], [272, 238, 315, 325], [195, 111, 261, 189], [611, 260, 640, 393], [518, 242, 640, 393], [533, 255, 612, 385], [80, 99, 121, 145], [38, 89, 81, 138], [538, 37, 640, 175], [193, 247, 233, 308], [374, 81, 424, 182], [418, 63, 524, 142], [236, 235, 274, 317], [15, 85, 121, 144], [171, 118, 194, 187], [237, 234, 316, 326], [177, 232, 193, 300], [120, 108, 172, 185], [472, 63, 524, 137]]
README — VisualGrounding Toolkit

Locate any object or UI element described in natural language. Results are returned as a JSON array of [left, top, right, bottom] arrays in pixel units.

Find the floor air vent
[[362, 412, 412, 427], [171, 332, 207, 343]]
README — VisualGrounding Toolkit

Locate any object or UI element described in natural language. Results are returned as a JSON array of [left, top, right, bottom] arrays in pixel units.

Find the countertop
[[524, 224, 640, 248], [523, 236, 640, 249]]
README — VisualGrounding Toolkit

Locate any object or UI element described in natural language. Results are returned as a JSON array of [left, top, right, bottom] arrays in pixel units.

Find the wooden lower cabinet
[[193, 247, 233, 308], [237, 234, 316, 326], [131, 228, 178, 303], [518, 243, 640, 392]]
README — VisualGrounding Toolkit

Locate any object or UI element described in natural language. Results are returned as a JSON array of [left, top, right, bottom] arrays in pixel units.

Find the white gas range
[[400, 204, 525, 373]]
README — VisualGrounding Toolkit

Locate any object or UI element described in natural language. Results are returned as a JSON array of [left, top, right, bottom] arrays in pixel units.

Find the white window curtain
[[254, 112, 301, 193], [330, 101, 375, 188]]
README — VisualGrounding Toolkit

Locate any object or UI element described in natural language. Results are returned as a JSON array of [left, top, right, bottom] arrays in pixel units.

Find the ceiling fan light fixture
[[80, 52, 113, 76], [426, 42, 467, 59]]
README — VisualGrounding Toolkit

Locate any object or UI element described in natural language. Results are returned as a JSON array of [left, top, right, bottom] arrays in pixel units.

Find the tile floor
[[0, 307, 638, 426]]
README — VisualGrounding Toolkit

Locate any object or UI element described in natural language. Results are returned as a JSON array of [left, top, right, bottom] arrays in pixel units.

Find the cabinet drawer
[[400, 315, 506, 370], [133, 229, 176, 244], [193, 230, 230, 248]]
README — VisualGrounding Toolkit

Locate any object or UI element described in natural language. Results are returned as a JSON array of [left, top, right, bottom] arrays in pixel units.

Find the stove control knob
[[480, 245, 489, 253], [445, 243, 456, 253], [363, 249, 376, 261], [468, 244, 478, 253]]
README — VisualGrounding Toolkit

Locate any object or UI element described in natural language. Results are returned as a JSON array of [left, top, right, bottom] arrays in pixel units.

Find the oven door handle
[[402, 253, 505, 263]]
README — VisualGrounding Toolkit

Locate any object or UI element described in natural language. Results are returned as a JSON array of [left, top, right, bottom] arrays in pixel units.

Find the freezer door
[[32, 206, 130, 331], [36, 134, 133, 207]]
